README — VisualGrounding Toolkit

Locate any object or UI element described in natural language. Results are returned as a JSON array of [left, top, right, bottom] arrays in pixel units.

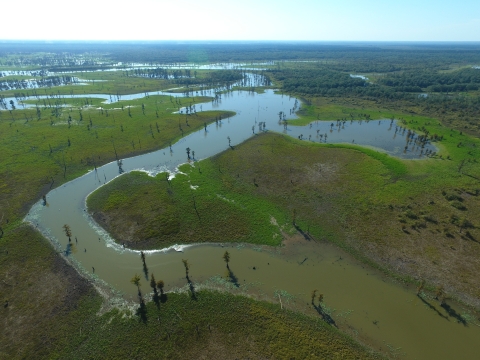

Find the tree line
[[378, 68, 480, 92], [3, 42, 480, 71]]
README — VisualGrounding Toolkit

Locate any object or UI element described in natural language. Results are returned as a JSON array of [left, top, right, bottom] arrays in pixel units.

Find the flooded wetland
[[22, 75, 478, 359], [2, 42, 480, 359]]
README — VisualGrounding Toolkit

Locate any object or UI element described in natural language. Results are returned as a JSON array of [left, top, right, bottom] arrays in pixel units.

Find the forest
[[269, 66, 480, 95]]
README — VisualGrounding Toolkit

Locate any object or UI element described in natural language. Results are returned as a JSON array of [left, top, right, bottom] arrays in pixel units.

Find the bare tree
[[63, 224, 72, 242], [223, 251, 230, 269]]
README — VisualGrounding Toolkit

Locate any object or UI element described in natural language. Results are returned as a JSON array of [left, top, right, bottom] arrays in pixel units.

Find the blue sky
[[2, 0, 479, 41]]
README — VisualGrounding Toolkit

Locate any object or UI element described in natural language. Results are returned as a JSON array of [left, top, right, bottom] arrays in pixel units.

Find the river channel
[[23, 77, 479, 359]]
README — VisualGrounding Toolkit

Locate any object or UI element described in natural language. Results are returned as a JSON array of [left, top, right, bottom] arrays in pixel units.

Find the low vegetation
[[0, 226, 101, 359], [2, 43, 480, 358], [0, 92, 233, 225], [1, 226, 381, 359], [90, 129, 480, 307]]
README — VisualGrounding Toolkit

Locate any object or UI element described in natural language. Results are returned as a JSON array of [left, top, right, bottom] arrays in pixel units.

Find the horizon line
[[1, 40, 480, 43]]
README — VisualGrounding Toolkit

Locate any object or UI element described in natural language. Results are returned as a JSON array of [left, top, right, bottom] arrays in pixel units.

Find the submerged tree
[[416, 280, 425, 296], [435, 285, 446, 304], [150, 273, 157, 293], [131, 274, 141, 293], [62, 224, 72, 242], [311, 289, 318, 305], [156, 280, 165, 295], [182, 259, 190, 278], [317, 293, 324, 304], [223, 251, 230, 269]]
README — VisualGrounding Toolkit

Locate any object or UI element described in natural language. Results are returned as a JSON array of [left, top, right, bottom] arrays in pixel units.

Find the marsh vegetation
[[2, 41, 480, 359]]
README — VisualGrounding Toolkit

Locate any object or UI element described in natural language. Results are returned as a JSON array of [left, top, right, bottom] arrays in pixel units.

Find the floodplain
[[1, 42, 480, 359]]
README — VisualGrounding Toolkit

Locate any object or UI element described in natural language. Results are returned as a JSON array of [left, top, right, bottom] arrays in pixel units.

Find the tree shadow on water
[[298, 257, 308, 265], [64, 243, 73, 256], [227, 268, 240, 287], [417, 295, 449, 321], [313, 304, 337, 327], [441, 302, 467, 326], [186, 275, 197, 301], [142, 263, 149, 281]]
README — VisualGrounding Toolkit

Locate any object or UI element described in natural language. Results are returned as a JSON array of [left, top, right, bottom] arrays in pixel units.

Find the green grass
[[0, 70, 384, 358], [22, 96, 107, 108], [88, 131, 403, 253], [0, 70, 168, 97], [67, 290, 380, 360], [88, 164, 286, 249], [292, 97, 480, 176], [323, 143, 408, 177], [292, 101, 433, 125], [0, 65, 43, 71], [165, 86, 209, 93], [0, 74, 42, 81]]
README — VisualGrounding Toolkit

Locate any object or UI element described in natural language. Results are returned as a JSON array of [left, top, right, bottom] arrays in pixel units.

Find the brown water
[[27, 183, 480, 359], [143, 240, 479, 360], [24, 86, 479, 359]]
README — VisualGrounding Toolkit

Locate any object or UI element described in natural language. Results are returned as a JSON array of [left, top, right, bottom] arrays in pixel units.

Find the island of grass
[[88, 130, 480, 308], [0, 69, 246, 98]]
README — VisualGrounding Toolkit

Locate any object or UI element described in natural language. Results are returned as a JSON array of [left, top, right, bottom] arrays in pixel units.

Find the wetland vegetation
[[1, 41, 480, 359]]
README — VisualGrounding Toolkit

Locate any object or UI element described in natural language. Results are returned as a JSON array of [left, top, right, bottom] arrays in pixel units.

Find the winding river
[[22, 77, 479, 359]]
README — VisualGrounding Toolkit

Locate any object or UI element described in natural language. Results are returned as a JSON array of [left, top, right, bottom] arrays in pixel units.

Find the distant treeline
[[378, 68, 480, 92], [268, 67, 480, 130], [2, 42, 480, 72], [269, 67, 480, 96], [270, 69, 366, 95]]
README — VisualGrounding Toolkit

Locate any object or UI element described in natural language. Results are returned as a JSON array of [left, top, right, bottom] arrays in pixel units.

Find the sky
[[2, 0, 479, 41]]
